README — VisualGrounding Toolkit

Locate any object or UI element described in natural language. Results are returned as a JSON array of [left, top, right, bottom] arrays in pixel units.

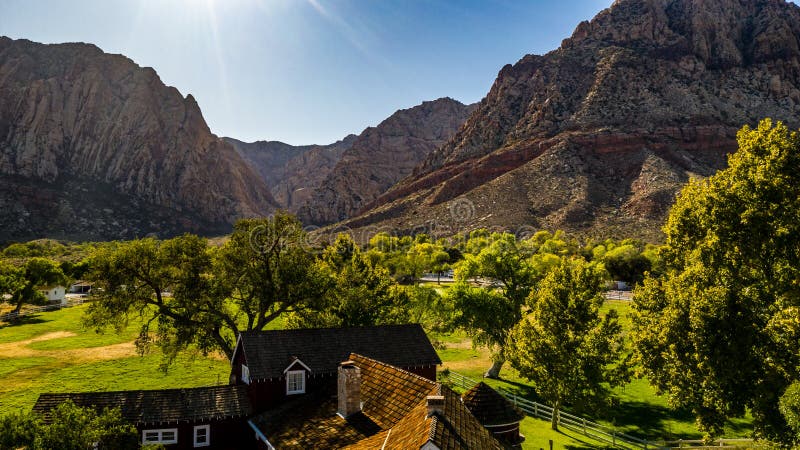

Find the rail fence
[[0, 297, 86, 322], [440, 370, 756, 449]]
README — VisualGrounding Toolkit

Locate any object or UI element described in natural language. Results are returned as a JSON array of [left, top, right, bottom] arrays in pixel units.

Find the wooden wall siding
[[138, 418, 256, 450]]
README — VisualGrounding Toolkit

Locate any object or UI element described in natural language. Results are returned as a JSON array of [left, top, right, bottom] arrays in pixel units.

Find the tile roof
[[462, 382, 525, 426], [251, 353, 503, 450], [32, 385, 252, 425], [235, 323, 441, 380]]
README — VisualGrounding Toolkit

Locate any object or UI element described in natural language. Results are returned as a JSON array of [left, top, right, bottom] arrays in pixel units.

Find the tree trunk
[[484, 359, 504, 379], [551, 400, 561, 431]]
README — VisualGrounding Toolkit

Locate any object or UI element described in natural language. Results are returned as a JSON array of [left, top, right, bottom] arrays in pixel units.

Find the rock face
[[344, 0, 800, 240], [0, 37, 276, 242], [225, 135, 357, 211], [296, 98, 476, 225]]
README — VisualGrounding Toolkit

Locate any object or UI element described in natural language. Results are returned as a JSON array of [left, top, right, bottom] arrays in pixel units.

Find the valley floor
[[0, 301, 752, 449]]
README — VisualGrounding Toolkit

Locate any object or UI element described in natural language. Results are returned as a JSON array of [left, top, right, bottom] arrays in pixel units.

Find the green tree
[[288, 234, 409, 328], [506, 258, 628, 430], [86, 213, 326, 364], [0, 410, 40, 449], [780, 382, 800, 446], [0, 401, 137, 450], [0, 258, 67, 314], [631, 120, 800, 443], [448, 232, 537, 378]]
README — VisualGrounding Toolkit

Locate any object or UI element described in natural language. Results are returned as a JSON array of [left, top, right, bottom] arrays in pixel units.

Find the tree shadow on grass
[[0, 314, 48, 329], [492, 377, 542, 401], [597, 400, 699, 441]]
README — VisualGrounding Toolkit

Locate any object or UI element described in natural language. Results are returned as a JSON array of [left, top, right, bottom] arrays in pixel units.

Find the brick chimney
[[337, 360, 361, 418], [426, 395, 445, 417]]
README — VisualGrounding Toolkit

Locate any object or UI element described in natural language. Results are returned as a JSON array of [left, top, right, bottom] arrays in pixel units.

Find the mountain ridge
[[0, 36, 276, 242], [339, 0, 800, 240]]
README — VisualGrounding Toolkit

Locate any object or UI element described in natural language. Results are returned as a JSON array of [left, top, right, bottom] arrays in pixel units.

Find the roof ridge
[[38, 384, 242, 397], [348, 353, 438, 388], [241, 323, 423, 335]]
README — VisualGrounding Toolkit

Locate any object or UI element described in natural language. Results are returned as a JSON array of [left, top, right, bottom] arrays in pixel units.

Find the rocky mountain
[[0, 37, 276, 242], [296, 98, 476, 225], [225, 135, 357, 211], [341, 0, 800, 240]]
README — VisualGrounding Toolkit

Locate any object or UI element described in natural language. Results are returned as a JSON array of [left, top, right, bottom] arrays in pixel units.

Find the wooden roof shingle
[[462, 382, 525, 426], [236, 323, 441, 380], [251, 353, 503, 450], [32, 385, 252, 425]]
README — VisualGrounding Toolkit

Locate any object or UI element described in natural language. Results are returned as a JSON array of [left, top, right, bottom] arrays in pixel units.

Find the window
[[142, 428, 178, 445], [242, 364, 250, 385], [193, 424, 210, 447], [286, 370, 305, 395]]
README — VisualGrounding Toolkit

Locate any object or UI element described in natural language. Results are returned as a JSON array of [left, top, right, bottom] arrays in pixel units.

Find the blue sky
[[0, 0, 612, 144]]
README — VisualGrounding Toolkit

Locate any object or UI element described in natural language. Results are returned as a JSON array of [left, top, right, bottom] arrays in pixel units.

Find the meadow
[[0, 300, 752, 449]]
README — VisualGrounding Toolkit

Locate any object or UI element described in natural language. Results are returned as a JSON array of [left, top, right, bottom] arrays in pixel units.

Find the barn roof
[[461, 381, 525, 426], [233, 324, 441, 380], [32, 385, 252, 425], [250, 353, 502, 450]]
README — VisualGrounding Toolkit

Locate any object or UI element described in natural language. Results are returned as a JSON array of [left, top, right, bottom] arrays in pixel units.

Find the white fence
[[440, 371, 756, 450], [0, 298, 86, 322]]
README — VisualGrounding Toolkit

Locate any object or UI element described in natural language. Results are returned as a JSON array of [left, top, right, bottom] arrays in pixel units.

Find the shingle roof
[[236, 324, 441, 380], [32, 385, 252, 425], [462, 382, 525, 426], [250, 353, 503, 450], [348, 386, 503, 450]]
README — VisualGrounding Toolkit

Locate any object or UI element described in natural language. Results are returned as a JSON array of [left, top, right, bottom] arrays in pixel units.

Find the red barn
[[229, 324, 442, 410]]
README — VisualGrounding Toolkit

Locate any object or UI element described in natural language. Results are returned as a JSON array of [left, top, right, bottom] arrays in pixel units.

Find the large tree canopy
[[632, 119, 800, 443], [0, 258, 67, 314], [85, 213, 325, 364], [287, 234, 410, 328], [447, 232, 538, 378], [506, 258, 628, 430]]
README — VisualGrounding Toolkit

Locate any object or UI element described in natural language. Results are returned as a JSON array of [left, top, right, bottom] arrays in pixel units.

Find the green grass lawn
[[0, 297, 754, 449], [0, 304, 230, 412], [435, 299, 754, 448]]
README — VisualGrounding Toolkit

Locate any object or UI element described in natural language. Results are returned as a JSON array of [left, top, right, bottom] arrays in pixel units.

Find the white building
[[38, 285, 66, 306]]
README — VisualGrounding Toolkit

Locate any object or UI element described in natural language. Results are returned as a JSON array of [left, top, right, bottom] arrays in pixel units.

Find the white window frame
[[142, 428, 178, 445], [193, 424, 210, 448], [286, 370, 305, 395], [242, 364, 250, 385]]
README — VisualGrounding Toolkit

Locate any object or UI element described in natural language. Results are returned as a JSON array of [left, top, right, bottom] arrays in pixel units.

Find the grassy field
[[0, 299, 753, 449], [434, 299, 753, 447], [0, 305, 230, 412]]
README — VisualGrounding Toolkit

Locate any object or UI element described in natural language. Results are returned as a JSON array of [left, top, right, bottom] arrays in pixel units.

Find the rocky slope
[[296, 98, 476, 225], [342, 0, 800, 240], [0, 37, 276, 242], [225, 135, 357, 210]]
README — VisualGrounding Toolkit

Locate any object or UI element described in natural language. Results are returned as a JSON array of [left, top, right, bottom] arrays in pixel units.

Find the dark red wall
[[137, 417, 255, 450]]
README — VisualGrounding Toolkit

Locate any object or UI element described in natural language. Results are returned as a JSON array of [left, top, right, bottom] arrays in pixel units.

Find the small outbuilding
[[462, 381, 526, 447], [37, 285, 66, 306]]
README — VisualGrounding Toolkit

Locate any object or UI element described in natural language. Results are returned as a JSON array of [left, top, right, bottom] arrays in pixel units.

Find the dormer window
[[286, 370, 305, 395]]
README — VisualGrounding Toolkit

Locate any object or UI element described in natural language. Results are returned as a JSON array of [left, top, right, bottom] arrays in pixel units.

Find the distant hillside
[[228, 98, 474, 225], [0, 37, 276, 242], [296, 98, 476, 225], [341, 0, 800, 240], [225, 135, 357, 211]]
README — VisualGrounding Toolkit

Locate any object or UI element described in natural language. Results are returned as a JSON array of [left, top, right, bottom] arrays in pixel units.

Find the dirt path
[[0, 331, 137, 362]]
